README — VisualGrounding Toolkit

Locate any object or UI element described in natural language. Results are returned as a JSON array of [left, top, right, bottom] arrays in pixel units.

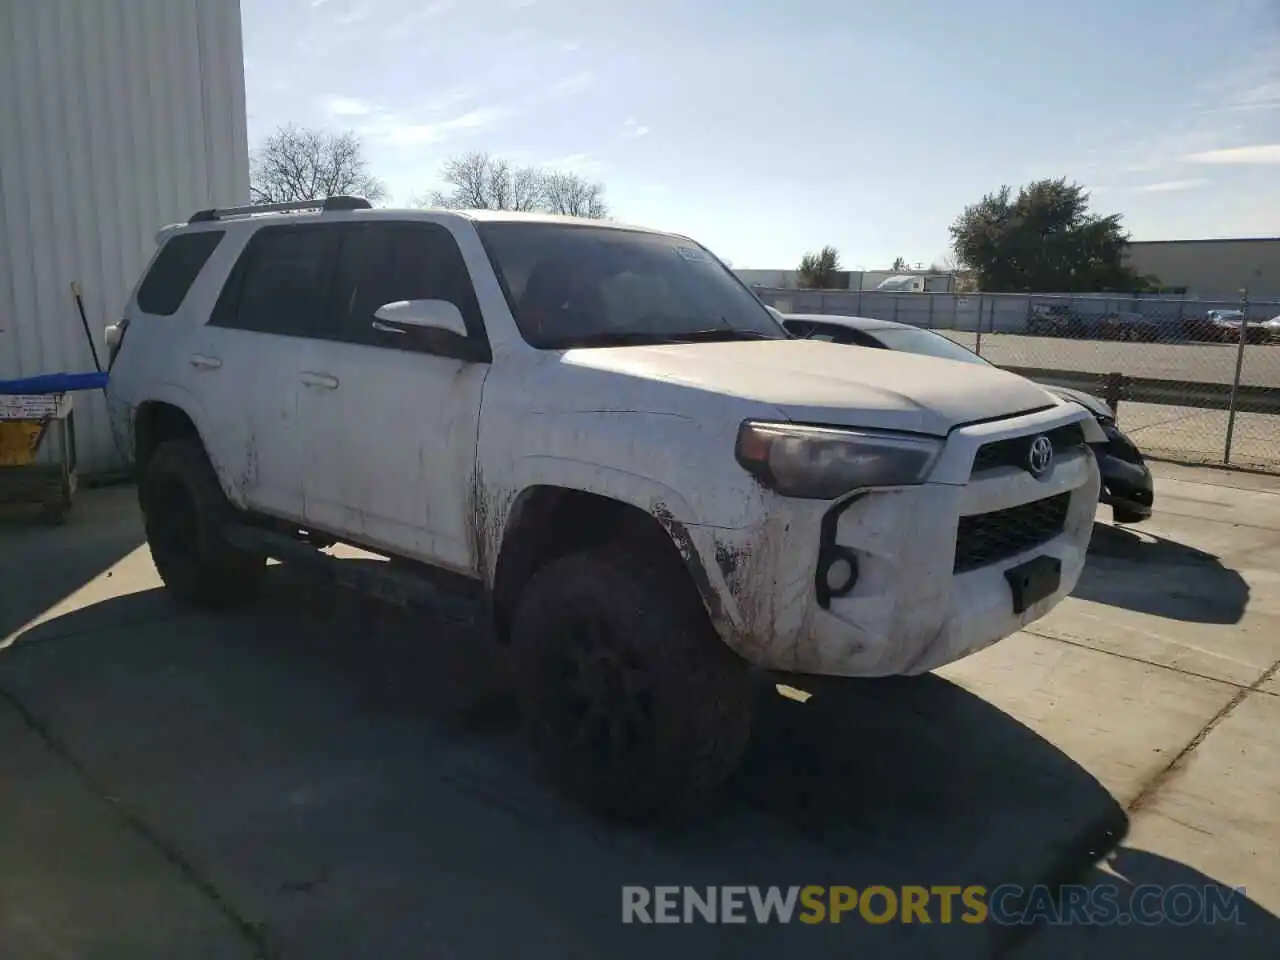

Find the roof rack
[[187, 195, 371, 224]]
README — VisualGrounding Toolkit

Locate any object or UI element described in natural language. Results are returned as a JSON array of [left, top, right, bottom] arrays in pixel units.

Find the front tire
[[1112, 505, 1148, 525], [142, 438, 264, 607], [510, 542, 753, 822]]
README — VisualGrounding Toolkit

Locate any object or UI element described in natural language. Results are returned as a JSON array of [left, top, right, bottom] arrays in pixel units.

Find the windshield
[[475, 222, 788, 349], [871, 327, 992, 366]]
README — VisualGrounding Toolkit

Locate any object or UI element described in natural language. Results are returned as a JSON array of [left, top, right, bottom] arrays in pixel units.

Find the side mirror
[[372, 299, 468, 339]]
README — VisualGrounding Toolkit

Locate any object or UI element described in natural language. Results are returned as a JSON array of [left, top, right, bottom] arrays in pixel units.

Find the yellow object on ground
[[0, 421, 45, 467]]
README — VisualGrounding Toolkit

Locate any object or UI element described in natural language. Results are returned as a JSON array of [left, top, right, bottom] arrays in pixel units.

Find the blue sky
[[241, 0, 1280, 269]]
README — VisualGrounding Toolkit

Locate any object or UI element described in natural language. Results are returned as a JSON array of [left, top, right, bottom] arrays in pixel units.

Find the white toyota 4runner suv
[[107, 197, 1102, 820]]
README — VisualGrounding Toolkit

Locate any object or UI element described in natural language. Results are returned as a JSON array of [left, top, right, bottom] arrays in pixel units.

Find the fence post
[[892, 294, 900, 323], [1223, 288, 1249, 465], [857, 288, 864, 315], [1104, 372, 1124, 417], [928, 294, 935, 329], [975, 295, 984, 356]]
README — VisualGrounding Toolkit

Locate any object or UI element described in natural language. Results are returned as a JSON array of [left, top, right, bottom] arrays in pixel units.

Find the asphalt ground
[[1, 468, 1277, 958]]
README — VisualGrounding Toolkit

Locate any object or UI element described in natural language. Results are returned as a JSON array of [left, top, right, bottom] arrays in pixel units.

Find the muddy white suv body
[[107, 197, 1102, 818]]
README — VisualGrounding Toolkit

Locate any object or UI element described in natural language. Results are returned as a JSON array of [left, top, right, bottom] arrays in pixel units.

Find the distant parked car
[[1189, 309, 1268, 343], [1263, 315, 1280, 343], [776, 311, 1154, 524], [1027, 303, 1085, 338], [1095, 310, 1177, 342]]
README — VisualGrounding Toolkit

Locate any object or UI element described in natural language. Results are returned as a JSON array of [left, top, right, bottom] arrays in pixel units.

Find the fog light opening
[[822, 551, 858, 598]]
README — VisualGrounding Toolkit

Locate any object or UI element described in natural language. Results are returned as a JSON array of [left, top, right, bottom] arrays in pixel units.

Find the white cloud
[[381, 107, 508, 145], [544, 153, 607, 176], [333, 4, 373, 27], [1134, 179, 1210, 193], [620, 117, 650, 138], [382, 0, 455, 36], [321, 96, 373, 117], [548, 71, 594, 98], [1184, 144, 1280, 165], [559, 39, 582, 53]]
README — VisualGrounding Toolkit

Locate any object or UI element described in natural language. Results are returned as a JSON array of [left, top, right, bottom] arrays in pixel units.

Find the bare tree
[[424, 152, 542, 212], [250, 125, 387, 205], [422, 151, 609, 218], [541, 171, 608, 219]]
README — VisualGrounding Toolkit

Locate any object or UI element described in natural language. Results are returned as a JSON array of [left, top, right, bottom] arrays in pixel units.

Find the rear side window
[[136, 231, 224, 315], [210, 225, 339, 337]]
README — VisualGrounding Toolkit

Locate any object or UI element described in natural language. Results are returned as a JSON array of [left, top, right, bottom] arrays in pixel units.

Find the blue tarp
[[0, 372, 109, 395]]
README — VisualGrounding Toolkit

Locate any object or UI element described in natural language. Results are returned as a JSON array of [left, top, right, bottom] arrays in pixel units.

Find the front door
[[297, 221, 491, 575]]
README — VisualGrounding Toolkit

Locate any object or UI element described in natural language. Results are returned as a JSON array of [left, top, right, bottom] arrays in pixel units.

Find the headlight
[[735, 421, 943, 500]]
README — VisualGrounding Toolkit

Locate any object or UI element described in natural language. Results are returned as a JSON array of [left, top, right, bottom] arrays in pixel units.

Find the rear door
[[191, 223, 340, 521], [297, 220, 491, 573]]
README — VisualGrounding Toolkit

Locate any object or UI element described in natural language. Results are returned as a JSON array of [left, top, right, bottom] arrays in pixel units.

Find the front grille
[[954, 493, 1071, 574], [971, 422, 1085, 475]]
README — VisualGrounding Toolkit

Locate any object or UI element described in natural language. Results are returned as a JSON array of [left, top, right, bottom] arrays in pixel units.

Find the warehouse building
[[0, 0, 249, 474], [1125, 238, 1280, 301]]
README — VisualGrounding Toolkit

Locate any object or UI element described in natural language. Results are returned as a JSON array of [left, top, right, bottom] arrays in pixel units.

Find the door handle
[[189, 354, 222, 370], [300, 371, 339, 390]]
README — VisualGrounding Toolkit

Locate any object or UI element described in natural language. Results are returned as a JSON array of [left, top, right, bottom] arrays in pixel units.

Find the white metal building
[[1125, 239, 1280, 301], [0, 0, 249, 473]]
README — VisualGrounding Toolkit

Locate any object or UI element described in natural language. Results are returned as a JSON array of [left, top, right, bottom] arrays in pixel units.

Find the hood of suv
[[562, 339, 1057, 436]]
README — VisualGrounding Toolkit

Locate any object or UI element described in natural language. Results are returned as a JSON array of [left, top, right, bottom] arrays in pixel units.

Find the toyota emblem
[[1026, 435, 1054, 478]]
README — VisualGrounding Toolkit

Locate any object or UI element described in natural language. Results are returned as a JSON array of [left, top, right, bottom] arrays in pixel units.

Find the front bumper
[[692, 406, 1101, 679], [1097, 452, 1153, 520]]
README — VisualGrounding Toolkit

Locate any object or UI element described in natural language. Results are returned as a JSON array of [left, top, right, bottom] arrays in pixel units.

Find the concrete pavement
[[1, 466, 1277, 958]]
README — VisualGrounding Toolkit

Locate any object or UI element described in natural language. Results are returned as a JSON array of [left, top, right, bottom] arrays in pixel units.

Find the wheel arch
[[489, 484, 725, 646]]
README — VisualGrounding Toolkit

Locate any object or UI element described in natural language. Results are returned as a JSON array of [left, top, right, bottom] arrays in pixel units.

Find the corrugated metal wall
[[0, 0, 249, 473]]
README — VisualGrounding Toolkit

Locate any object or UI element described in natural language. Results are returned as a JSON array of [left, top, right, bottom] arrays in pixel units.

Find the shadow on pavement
[[0, 485, 146, 643], [0, 568, 1132, 959], [1077, 522, 1250, 624], [1014, 846, 1279, 959]]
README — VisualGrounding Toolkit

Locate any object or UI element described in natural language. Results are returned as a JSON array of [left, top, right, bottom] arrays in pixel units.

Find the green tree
[[949, 179, 1141, 292], [797, 246, 842, 289]]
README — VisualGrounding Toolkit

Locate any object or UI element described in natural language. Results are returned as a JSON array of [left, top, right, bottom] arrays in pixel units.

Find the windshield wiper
[[546, 328, 780, 349], [662, 328, 781, 343]]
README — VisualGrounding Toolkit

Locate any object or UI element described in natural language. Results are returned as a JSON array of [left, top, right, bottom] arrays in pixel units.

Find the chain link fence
[[755, 288, 1280, 472]]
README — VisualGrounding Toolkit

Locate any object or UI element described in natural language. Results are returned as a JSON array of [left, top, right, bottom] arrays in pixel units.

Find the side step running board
[[223, 525, 480, 627]]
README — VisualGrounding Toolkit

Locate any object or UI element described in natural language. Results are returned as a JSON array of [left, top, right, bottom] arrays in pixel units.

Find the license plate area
[[1005, 555, 1062, 614]]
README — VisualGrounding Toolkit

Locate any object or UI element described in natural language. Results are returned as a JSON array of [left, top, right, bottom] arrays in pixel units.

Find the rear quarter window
[[136, 231, 225, 315]]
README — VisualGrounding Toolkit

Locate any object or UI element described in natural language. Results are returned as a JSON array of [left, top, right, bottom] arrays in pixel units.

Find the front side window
[[475, 222, 787, 349], [322, 222, 485, 348]]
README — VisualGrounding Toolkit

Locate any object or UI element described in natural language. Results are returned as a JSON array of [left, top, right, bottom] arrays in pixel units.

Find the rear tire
[[142, 438, 264, 607], [510, 541, 753, 823]]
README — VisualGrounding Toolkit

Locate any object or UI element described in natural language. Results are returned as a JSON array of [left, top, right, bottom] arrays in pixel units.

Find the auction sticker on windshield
[[675, 246, 711, 261]]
